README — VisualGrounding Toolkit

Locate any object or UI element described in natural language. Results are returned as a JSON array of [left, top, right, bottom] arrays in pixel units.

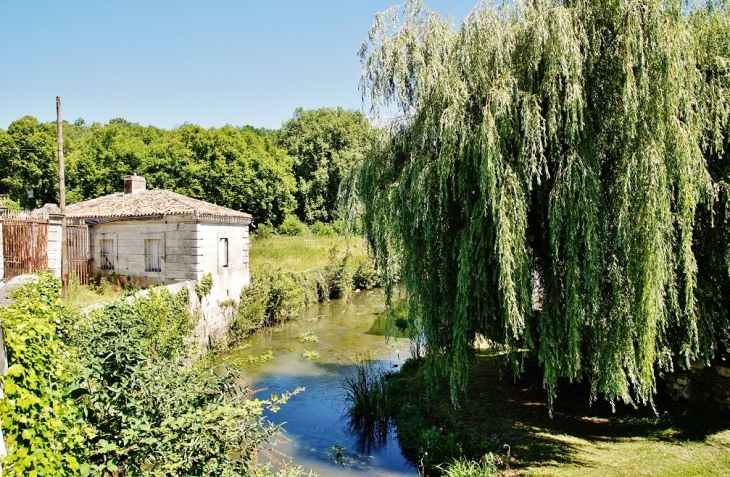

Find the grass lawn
[[249, 234, 370, 273], [397, 353, 730, 476]]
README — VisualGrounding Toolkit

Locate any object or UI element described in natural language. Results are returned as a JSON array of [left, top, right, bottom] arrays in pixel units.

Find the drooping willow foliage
[[356, 0, 730, 409]]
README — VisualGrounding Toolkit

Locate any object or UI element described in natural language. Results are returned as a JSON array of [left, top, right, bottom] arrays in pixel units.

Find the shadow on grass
[[393, 352, 730, 472]]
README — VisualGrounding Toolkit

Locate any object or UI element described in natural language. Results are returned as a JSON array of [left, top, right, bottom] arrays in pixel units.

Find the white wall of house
[[85, 215, 251, 342], [193, 220, 250, 342], [88, 216, 200, 285]]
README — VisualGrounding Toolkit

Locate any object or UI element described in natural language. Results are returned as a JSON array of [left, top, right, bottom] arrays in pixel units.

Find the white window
[[219, 238, 229, 268], [145, 239, 161, 272], [100, 239, 115, 271]]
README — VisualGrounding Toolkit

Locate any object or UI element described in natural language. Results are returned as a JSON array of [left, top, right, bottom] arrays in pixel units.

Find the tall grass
[[439, 456, 499, 477], [342, 361, 395, 451]]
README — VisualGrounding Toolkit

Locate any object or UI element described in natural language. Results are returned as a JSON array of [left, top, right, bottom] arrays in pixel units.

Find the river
[[218, 288, 418, 476]]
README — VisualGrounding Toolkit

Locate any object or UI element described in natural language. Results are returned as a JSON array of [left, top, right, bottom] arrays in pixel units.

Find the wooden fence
[[2, 212, 49, 279]]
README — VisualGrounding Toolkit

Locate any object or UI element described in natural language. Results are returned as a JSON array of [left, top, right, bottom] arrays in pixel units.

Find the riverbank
[[386, 352, 730, 476], [225, 234, 379, 347]]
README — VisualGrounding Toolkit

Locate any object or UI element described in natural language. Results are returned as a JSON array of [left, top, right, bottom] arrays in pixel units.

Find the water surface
[[220, 289, 416, 476]]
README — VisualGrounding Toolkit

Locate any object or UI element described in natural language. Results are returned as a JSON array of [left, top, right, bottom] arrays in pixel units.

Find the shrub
[[440, 456, 499, 476], [351, 255, 379, 290], [254, 223, 275, 239], [1, 197, 21, 211], [0, 274, 86, 476], [70, 291, 296, 475], [332, 219, 347, 235], [278, 215, 307, 236], [311, 221, 336, 237], [327, 249, 355, 299], [231, 266, 305, 343], [135, 286, 196, 360], [294, 268, 330, 305], [194, 272, 213, 299]]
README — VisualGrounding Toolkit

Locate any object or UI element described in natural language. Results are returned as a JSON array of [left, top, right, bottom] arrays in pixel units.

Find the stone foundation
[[662, 362, 730, 412]]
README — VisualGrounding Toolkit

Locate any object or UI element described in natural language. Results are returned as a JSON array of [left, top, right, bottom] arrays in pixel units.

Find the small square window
[[100, 239, 114, 271], [145, 239, 161, 272]]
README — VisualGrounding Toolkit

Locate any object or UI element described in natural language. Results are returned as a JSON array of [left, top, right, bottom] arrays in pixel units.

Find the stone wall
[[662, 363, 730, 412], [194, 220, 250, 299], [88, 216, 200, 285]]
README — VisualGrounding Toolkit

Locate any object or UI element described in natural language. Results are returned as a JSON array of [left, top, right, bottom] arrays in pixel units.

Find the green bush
[[351, 255, 379, 290], [135, 286, 196, 360], [294, 268, 330, 305], [0, 274, 86, 476], [254, 223, 275, 239], [231, 266, 305, 343], [71, 289, 295, 475], [332, 219, 347, 235], [325, 248, 354, 299], [0, 197, 21, 211], [278, 215, 308, 236], [194, 272, 213, 299], [311, 221, 336, 237]]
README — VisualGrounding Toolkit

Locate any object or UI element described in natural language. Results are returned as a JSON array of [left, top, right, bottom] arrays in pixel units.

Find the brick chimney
[[124, 174, 146, 194]]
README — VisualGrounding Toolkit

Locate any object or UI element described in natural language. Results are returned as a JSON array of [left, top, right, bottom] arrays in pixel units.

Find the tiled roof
[[65, 190, 252, 221]]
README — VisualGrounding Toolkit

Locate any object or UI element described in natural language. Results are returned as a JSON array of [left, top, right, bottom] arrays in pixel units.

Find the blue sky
[[1, 1, 477, 130]]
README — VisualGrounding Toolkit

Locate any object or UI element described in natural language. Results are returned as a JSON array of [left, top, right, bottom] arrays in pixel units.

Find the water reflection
[[219, 290, 417, 476]]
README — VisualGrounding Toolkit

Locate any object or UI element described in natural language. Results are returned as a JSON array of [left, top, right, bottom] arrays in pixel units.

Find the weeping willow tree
[[356, 0, 730, 410]]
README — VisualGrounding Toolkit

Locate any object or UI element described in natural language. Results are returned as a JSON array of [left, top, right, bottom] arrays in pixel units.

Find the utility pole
[[57, 96, 69, 298]]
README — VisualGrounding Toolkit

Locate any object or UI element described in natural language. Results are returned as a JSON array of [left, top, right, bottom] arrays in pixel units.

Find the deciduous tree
[[357, 0, 730, 409]]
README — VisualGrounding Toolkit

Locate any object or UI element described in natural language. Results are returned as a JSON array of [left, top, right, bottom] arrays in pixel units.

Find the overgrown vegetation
[[194, 272, 213, 300], [64, 275, 128, 311], [357, 0, 730, 411], [0, 275, 86, 476], [278, 215, 308, 236], [0, 274, 307, 476], [230, 240, 379, 345]]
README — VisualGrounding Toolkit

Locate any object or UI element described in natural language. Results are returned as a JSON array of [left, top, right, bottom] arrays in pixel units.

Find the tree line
[[0, 107, 372, 227]]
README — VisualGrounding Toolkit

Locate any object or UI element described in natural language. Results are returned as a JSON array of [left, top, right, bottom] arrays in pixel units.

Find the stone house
[[65, 175, 252, 341], [66, 175, 251, 290]]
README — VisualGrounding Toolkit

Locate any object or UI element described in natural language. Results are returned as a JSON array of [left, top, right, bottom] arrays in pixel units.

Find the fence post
[[0, 214, 4, 280], [46, 209, 63, 279]]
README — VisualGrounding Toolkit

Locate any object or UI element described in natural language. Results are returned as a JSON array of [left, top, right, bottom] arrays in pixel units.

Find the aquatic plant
[[342, 360, 394, 447], [298, 331, 319, 343]]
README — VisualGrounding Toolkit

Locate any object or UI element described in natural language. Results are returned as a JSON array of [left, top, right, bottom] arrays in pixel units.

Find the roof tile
[[65, 190, 252, 220]]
